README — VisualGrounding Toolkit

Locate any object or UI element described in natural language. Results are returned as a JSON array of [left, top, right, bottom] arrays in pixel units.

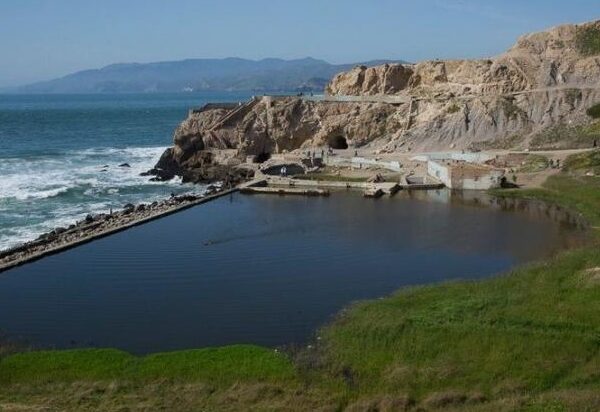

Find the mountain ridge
[[10, 57, 409, 94]]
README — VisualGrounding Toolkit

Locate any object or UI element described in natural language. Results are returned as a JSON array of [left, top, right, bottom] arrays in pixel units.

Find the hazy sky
[[0, 0, 598, 87]]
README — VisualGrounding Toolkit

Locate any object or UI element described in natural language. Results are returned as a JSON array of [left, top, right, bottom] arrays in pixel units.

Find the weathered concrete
[[427, 160, 504, 190], [324, 155, 402, 172], [240, 186, 330, 196], [266, 176, 409, 194]]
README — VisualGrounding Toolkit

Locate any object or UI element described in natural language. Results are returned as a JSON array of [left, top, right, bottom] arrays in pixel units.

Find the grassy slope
[[1, 163, 599, 411], [0, 345, 296, 385]]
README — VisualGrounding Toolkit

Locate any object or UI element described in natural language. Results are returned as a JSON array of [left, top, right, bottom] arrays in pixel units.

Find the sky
[[0, 0, 598, 87]]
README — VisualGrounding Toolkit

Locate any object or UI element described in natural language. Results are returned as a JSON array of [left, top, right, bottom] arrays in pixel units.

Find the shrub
[[586, 103, 600, 119], [446, 103, 460, 114], [575, 25, 600, 56]]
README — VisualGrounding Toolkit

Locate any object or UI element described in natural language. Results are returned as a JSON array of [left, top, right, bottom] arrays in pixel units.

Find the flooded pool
[[0, 190, 586, 353]]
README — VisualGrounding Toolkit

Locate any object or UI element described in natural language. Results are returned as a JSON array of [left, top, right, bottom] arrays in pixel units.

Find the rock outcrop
[[155, 20, 600, 180], [325, 64, 414, 95], [327, 21, 600, 97]]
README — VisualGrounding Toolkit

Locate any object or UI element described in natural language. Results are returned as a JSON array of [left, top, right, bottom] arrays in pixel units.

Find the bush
[[562, 149, 600, 175], [446, 103, 460, 114], [575, 25, 600, 56], [587, 103, 600, 119]]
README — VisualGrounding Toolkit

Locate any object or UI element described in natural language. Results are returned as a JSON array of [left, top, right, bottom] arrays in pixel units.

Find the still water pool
[[0, 190, 585, 354]]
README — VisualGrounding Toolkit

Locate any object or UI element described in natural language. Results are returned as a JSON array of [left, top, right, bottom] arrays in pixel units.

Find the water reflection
[[0, 190, 586, 353]]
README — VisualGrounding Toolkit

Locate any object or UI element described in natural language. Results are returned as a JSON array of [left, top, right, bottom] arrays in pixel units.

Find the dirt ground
[[279, 147, 596, 189]]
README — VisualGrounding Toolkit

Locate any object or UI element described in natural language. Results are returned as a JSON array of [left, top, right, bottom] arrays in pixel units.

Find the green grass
[[1, 158, 600, 411], [320, 247, 600, 396], [519, 154, 550, 173], [492, 172, 600, 228], [576, 25, 600, 56], [563, 149, 600, 176], [0, 345, 296, 386]]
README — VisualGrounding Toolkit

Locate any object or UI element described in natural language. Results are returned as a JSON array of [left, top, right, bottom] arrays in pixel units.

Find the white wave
[[0, 145, 201, 251]]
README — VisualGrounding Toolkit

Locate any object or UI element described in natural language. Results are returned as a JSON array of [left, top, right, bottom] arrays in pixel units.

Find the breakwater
[[0, 183, 248, 273]]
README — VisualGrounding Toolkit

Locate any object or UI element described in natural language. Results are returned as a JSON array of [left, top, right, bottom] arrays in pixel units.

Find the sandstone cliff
[[154, 20, 600, 182], [327, 21, 600, 96]]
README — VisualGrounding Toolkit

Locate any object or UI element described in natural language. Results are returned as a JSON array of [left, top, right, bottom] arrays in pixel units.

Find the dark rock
[[135, 204, 146, 212], [118, 163, 131, 168], [85, 214, 95, 223], [144, 148, 181, 181]]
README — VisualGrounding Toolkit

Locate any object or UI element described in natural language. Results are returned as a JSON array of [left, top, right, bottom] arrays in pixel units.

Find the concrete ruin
[[427, 160, 505, 190]]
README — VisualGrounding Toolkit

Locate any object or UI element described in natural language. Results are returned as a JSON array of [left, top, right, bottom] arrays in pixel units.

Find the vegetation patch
[[587, 103, 600, 119], [563, 149, 600, 176], [492, 173, 600, 227], [565, 88, 583, 106], [576, 25, 600, 56], [530, 122, 600, 150], [446, 102, 461, 114], [0, 345, 296, 386], [519, 154, 550, 173]]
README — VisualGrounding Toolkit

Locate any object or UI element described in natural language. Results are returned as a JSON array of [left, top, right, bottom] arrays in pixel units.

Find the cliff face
[[155, 20, 600, 181], [327, 21, 600, 96], [152, 97, 405, 181]]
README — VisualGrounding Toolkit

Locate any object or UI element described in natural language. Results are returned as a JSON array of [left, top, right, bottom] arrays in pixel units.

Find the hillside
[[152, 19, 600, 183], [13, 58, 407, 94]]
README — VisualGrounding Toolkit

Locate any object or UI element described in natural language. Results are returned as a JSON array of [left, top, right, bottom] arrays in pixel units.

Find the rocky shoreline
[[0, 183, 234, 273]]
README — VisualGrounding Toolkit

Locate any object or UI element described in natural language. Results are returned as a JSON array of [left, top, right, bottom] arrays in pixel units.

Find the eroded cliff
[[153, 20, 600, 182]]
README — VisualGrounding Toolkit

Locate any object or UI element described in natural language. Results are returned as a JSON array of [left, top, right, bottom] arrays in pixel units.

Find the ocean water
[[0, 92, 252, 251]]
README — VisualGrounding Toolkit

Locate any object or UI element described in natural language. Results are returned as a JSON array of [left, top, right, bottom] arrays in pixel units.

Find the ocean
[[0, 92, 252, 251]]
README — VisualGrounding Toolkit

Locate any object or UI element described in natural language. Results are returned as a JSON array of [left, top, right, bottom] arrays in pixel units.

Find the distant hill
[[12, 57, 409, 94]]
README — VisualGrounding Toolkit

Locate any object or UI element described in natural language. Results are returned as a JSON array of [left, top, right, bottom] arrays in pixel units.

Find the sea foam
[[0, 146, 196, 251]]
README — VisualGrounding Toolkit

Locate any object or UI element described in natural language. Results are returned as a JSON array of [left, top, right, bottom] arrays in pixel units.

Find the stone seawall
[[0, 183, 254, 274]]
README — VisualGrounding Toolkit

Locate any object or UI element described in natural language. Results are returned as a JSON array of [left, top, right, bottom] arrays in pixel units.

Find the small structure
[[427, 160, 504, 190]]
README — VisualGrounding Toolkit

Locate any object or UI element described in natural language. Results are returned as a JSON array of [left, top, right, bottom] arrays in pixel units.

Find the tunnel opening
[[261, 163, 306, 176], [253, 152, 271, 164], [328, 135, 349, 150]]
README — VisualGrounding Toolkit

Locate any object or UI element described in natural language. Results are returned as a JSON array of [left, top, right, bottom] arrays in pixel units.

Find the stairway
[[208, 97, 260, 131]]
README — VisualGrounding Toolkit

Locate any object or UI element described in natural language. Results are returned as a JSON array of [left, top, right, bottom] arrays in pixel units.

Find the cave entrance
[[253, 152, 271, 163], [328, 135, 349, 150]]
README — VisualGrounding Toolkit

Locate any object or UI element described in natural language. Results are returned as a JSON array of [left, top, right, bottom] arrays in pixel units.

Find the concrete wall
[[412, 152, 495, 164], [324, 156, 402, 172], [459, 171, 504, 190], [427, 161, 452, 187], [427, 160, 503, 190]]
